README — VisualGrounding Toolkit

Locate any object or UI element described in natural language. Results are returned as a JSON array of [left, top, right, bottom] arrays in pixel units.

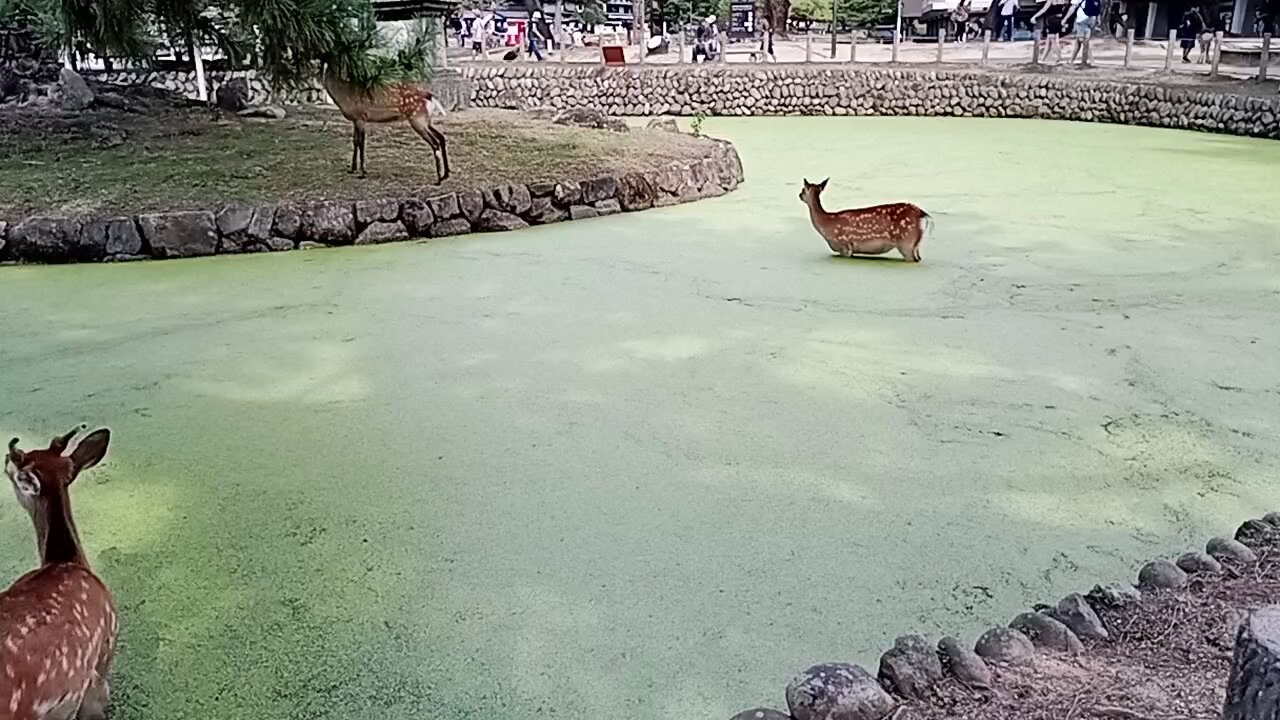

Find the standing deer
[[799, 178, 932, 263], [322, 71, 450, 183], [2, 426, 116, 720]]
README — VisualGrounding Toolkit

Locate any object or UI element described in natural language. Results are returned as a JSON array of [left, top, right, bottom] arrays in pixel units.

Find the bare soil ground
[[905, 526, 1280, 720], [0, 84, 715, 218]]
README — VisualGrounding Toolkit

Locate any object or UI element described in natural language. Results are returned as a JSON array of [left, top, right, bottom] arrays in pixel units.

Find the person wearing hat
[[694, 15, 718, 62]]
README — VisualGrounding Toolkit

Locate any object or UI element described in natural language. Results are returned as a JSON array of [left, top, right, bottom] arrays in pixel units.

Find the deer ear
[[6, 438, 23, 467], [68, 429, 110, 476], [819, 178, 829, 189], [13, 469, 40, 497]]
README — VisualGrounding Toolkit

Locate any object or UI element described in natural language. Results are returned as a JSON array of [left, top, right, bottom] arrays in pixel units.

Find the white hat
[[705, 15, 716, 23]]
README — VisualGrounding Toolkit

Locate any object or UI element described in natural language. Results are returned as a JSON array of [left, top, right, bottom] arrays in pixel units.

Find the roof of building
[[372, 0, 461, 19]]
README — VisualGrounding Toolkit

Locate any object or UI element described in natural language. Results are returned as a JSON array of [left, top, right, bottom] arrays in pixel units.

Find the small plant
[[690, 110, 707, 137]]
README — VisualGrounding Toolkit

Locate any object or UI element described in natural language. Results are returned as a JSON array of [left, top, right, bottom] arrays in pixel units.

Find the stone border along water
[[731, 513, 1280, 720], [462, 66, 1280, 140], [0, 139, 743, 264]]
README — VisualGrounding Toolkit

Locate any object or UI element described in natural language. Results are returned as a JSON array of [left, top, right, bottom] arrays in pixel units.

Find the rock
[[1009, 612, 1084, 654], [355, 198, 400, 225], [974, 627, 1035, 665], [300, 201, 355, 245], [1237, 519, 1277, 546], [426, 193, 461, 220], [355, 221, 408, 245], [1176, 551, 1223, 574], [401, 199, 436, 236], [569, 205, 599, 220], [1138, 559, 1188, 590], [458, 190, 484, 222], [263, 236, 294, 251], [274, 204, 302, 238], [1207, 536, 1257, 564], [245, 207, 274, 243], [646, 116, 681, 132], [1263, 512, 1280, 527], [552, 107, 629, 133], [57, 67, 93, 110], [528, 196, 568, 224], [1088, 582, 1143, 607], [0, 222, 6, 256], [593, 199, 622, 216], [94, 92, 131, 111], [527, 181, 555, 196], [78, 217, 139, 260], [877, 634, 943, 700], [216, 205, 254, 237], [215, 78, 250, 112], [489, 183, 532, 215], [429, 218, 472, 237], [730, 710, 790, 720], [8, 217, 80, 262], [580, 176, 618, 204], [785, 663, 895, 720], [937, 636, 991, 688], [88, 123, 126, 148], [617, 172, 656, 212], [138, 211, 218, 258], [552, 181, 582, 206], [1052, 593, 1109, 640], [475, 210, 528, 233], [298, 241, 327, 250], [237, 105, 286, 120]]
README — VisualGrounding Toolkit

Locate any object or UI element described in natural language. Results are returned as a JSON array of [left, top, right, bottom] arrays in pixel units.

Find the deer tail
[[429, 97, 447, 117], [918, 207, 933, 237]]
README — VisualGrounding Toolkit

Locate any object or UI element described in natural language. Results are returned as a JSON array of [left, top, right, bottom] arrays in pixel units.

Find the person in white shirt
[[999, 0, 1019, 40]]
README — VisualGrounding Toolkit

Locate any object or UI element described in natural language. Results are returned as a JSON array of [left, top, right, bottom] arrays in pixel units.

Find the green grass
[[0, 106, 714, 218]]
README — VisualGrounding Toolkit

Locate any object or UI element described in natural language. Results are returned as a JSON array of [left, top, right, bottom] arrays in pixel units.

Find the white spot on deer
[[9, 691, 19, 713]]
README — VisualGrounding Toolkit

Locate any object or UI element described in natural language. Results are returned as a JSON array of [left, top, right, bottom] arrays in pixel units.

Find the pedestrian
[[527, 13, 547, 61], [1177, 8, 1203, 63], [693, 16, 717, 62], [761, 15, 777, 60], [471, 12, 491, 59], [998, 0, 1019, 41], [1031, 0, 1067, 62], [1062, 0, 1099, 64], [951, 0, 971, 42]]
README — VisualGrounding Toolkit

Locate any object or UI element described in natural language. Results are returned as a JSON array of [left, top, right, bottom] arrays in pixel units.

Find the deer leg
[[429, 125, 450, 183], [408, 115, 445, 184], [356, 121, 368, 178], [349, 123, 360, 175]]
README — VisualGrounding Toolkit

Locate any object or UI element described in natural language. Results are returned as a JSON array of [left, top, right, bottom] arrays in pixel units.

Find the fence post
[[980, 29, 990, 65], [1261, 33, 1272, 81], [850, 35, 857, 62], [1123, 27, 1134, 68], [1209, 30, 1223, 78], [719, 30, 727, 63], [637, 26, 646, 64], [806, 32, 813, 62], [1164, 28, 1175, 71], [676, 29, 685, 64], [892, 25, 901, 62], [1032, 29, 1041, 63], [936, 27, 945, 62]]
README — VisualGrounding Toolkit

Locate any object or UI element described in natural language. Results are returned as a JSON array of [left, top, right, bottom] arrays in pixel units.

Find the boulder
[[0, 222, 6, 256], [785, 663, 895, 720], [1088, 582, 1143, 607], [402, 199, 436, 236], [528, 196, 568, 224], [1176, 551, 1223, 574], [138, 211, 218, 258], [580, 176, 619, 204], [552, 107, 629, 133], [527, 181, 555, 197], [1138, 560, 1188, 590], [974, 627, 1035, 665], [552, 181, 582, 206], [274, 204, 302, 238], [237, 105, 286, 120], [475, 210, 528, 233], [78, 217, 141, 260], [215, 78, 250, 112], [429, 218, 472, 237], [1052, 593, 1109, 640], [617, 172, 657, 212], [1009, 612, 1084, 654], [426, 193, 461, 220], [877, 634, 943, 700], [215, 205, 254, 238], [730, 710, 790, 720], [299, 201, 355, 245], [458, 190, 485, 222], [8, 217, 81, 262], [569, 205, 599, 221], [355, 198, 400, 225], [56, 67, 93, 110], [1237, 519, 1278, 546], [936, 636, 991, 688], [355, 221, 409, 245], [488, 183, 533, 215], [593, 199, 622, 216], [1207, 536, 1257, 564]]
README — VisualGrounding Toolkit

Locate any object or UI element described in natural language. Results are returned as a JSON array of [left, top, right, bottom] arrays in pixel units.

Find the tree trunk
[[1223, 606, 1280, 720]]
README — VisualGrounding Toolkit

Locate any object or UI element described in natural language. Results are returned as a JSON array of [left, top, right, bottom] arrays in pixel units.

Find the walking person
[[1031, 0, 1067, 62], [527, 11, 547, 61], [1062, 0, 1099, 65], [998, 0, 1019, 41], [951, 0, 971, 42], [471, 11, 492, 59], [761, 15, 777, 60], [1176, 8, 1203, 63]]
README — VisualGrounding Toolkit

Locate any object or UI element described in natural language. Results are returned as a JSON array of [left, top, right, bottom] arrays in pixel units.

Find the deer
[[321, 70, 450, 183], [2, 425, 116, 720], [799, 178, 932, 263]]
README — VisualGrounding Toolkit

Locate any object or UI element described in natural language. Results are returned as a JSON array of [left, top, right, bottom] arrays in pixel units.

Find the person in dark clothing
[[1177, 8, 1203, 63]]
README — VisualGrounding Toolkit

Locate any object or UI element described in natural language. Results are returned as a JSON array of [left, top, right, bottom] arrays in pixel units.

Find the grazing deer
[[799, 178, 932, 263], [2, 426, 116, 720], [321, 71, 450, 183]]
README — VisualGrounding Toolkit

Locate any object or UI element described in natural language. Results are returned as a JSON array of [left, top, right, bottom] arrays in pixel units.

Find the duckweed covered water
[[2, 117, 1279, 720]]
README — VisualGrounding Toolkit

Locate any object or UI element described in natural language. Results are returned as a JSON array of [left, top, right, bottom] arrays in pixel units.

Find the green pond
[[2, 117, 1279, 720]]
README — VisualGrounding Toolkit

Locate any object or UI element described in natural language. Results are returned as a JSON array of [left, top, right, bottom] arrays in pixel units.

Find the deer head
[[799, 177, 829, 205], [6, 425, 111, 565]]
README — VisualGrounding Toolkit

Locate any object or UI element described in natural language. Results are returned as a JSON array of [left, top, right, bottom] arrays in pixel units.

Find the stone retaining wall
[[0, 21, 62, 106], [0, 139, 742, 264], [461, 65, 1280, 140]]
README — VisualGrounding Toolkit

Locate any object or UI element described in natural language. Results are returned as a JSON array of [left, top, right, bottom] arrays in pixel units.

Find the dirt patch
[[904, 527, 1280, 720], [0, 93, 716, 218]]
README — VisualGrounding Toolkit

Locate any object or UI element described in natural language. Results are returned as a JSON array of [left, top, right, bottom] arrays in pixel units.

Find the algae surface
[[1, 117, 1278, 720]]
